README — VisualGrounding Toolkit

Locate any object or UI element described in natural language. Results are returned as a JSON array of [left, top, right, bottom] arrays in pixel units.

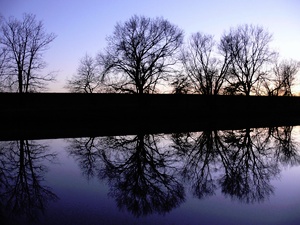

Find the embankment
[[1, 93, 300, 140]]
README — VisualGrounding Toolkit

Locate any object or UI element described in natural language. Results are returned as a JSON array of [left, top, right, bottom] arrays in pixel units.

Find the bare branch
[[0, 13, 56, 93], [220, 24, 277, 96], [261, 59, 300, 96], [98, 15, 184, 94], [181, 32, 230, 95], [65, 54, 108, 93]]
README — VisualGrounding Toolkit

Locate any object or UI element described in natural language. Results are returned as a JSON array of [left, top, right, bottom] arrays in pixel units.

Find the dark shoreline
[[1, 93, 300, 140]]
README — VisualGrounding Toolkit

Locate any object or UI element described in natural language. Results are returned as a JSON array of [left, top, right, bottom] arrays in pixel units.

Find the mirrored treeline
[[1, 125, 300, 224]]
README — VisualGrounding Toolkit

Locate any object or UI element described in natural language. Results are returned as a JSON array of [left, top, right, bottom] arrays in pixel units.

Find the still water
[[1, 126, 300, 225]]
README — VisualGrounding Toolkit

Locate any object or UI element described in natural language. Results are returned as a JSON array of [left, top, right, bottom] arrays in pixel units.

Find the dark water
[[1, 127, 300, 225]]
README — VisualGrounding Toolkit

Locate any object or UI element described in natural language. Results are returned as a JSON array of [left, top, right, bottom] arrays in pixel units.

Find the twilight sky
[[1, 0, 300, 92]]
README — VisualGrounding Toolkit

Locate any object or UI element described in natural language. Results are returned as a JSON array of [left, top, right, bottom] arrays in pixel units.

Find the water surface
[[1, 126, 300, 225]]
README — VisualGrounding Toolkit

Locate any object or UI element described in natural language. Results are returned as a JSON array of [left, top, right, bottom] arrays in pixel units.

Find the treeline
[[65, 15, 300, 96], [0, 14, 299, 95]]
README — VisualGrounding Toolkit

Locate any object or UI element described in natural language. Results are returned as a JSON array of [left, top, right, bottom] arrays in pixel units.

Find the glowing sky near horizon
[[1, 0, 300, 92]]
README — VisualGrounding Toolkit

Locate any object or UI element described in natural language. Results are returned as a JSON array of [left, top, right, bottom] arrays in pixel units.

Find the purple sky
[[1, 0, 300, 92]]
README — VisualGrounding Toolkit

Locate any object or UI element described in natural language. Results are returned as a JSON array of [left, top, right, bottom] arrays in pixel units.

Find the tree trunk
[[18, 70, 23, 94]]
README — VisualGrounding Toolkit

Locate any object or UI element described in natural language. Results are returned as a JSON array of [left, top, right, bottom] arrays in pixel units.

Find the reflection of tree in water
[[172, 127, 300, 204], [67, 137, 103, 180], [67, 134, 185, 217], [171, 131, 219, 199], [218, 128, 278, 203], [271, 126, 300, 166], [67, 126, 300, 217], [100, 134, 184, 217], [0, 140, 58, 223]]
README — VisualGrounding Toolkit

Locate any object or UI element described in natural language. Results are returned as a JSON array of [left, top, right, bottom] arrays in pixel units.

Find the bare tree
[[271, 59, 300, 96], [258, 59, 300, 96], [170, 73, 192, 94], [181, 33, 230, 95], [220, 24, 276, 96], [0, 13, 56, 93], [65, 54, 104, 93], [98, 15, 184, 94]]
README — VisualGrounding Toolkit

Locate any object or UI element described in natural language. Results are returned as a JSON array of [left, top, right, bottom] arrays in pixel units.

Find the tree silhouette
[[0, 13, 56, 93], [220, 24, 277, 96], [181, 32, 230, 95], [170, 73, 192, 94], [65, 54, 107, 93], [98, 15, 183, 94], [261, 59, 300, 96]]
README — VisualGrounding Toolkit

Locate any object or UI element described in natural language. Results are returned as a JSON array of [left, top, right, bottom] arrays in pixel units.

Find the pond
[[1, 126, 300, 225]]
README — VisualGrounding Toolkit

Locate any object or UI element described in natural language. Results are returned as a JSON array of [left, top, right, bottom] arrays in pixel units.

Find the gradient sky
[[1, 0, 300, 92]]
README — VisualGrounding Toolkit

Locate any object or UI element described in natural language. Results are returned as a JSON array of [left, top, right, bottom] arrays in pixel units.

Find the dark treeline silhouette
[[0, 139, 58, 224], [1, 14, 298, 95], [66, 126, 300, 216], [65, 15, 300, 96]]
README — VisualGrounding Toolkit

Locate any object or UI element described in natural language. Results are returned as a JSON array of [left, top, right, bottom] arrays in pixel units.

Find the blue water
[[1, 127, 300, 225]]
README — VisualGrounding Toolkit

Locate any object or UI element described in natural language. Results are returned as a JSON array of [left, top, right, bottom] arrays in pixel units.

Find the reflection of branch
[[218, 128, 278, 203], [99, 134, 184, 217], [172, 128, 286, 204], [0, 140, 58, 222], [65, 126, 300, 218], [271, 126, 300, 166], [67, 137, 103, 179], [171, 131, 218, 199]]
